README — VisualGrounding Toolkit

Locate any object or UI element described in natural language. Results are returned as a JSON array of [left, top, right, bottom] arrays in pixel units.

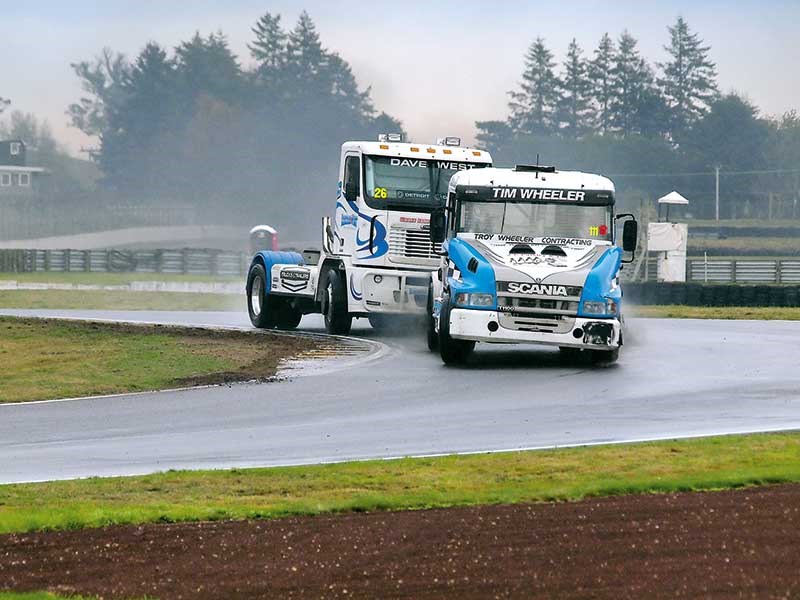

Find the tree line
[[66, 11, 401, 236], [477, 18, 800, 220]]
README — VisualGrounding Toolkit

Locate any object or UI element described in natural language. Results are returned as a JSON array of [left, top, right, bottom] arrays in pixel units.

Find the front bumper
[[448, 308, 621, 349], [349, 268, 431, 315]]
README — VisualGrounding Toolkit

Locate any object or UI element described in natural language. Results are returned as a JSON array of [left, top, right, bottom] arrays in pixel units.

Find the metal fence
[[0, 249, 250, 277], [636, 257, 800, 284]]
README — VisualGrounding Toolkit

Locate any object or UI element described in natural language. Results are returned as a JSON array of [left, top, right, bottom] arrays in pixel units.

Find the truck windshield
[[458, 201, 613, 241], [364, 155, 489, 213]]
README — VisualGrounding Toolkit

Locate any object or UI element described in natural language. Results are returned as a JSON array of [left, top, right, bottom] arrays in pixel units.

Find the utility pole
[[715, 166, 720, 222]]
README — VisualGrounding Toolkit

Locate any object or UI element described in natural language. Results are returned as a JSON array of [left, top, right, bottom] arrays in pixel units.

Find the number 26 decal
[[373, 187, 388, 199]]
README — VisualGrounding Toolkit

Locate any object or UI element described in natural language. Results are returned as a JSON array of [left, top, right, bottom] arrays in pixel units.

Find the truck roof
[[449, 166, 615, 193], [342, 140, 492, 164]]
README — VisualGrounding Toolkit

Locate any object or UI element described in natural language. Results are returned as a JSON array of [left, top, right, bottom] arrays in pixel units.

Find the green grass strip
[[632, 305, 800, 320], [0, 289, 240, 311], [0, 594, 95, 600], [1, 432, 798, 535]]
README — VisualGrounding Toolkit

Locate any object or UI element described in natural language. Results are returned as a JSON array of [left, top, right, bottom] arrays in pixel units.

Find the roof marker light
[[379, 144, 389, 150], [427, 148, 436, 153], [410, 147, 420, 152], [472, 151, 482, 157], [443, 149, 453, 155]]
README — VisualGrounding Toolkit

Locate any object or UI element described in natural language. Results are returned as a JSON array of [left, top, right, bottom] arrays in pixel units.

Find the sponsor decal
[[279, 268, 310, 292], [502, 281, 582, 297], [399, 216, 430, 224], [492, 187, 586, 201], [340, 214, 358, 227], [396, 190, 430, 200], [509, 255, 550, 266], [390, 158, 482, 171], [540, 237, 593, 246], [589, 225, 609, 236]]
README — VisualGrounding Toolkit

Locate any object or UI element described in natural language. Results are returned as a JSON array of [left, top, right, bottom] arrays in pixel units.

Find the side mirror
[[344, 181, 358, 202], [430, 209, 446, 244], [622, 219, 638, 253]]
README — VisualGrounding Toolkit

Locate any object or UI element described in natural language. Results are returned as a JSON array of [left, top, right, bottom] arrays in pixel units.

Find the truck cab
[[245, 135, 492, 335], [427, 165, 638, 365]]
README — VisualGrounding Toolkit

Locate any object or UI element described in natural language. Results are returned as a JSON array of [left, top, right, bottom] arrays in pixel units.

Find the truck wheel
[[323, 270, 352, 335], [274, 298, 302, 330], [426, 283, 438, 351], [247, 263, 276, 329], [590, 347, 619, 365], [438, 293, 474, 365]]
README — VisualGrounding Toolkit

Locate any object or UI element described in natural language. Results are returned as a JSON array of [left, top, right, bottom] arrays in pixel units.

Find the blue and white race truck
[[427, 164, 638, 365], [245, 135, 492, 334]]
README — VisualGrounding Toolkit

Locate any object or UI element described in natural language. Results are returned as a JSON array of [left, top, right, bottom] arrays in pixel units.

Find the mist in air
[[1, 1, 799, 249]]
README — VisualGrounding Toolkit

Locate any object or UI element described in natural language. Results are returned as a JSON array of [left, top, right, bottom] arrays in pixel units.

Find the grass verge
[[0, 290, 241, 311], [0, 317, 316, 403], [0, 594, 94, 600], [0, 432, 797, 535], [632, 305, 800, 320], [0, 272, 240, 285]]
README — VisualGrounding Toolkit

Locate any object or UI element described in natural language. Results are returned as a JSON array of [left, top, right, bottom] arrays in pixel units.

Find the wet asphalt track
[[1, 309, 799, 483]]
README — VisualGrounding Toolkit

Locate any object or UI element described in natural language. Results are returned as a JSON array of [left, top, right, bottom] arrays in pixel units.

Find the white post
[[704, 251, 708, 283], [715, 166, 720, 222]]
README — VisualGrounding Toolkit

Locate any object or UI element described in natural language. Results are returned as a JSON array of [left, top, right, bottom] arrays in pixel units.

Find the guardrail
[[0, 249, 250, 277], [632, 257, 800, 284]]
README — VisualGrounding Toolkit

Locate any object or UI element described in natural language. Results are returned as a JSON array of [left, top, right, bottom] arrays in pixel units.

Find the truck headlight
[[582, 301, 606, 315], [582, 299, 619, 316], [455, 293, 494, 307]]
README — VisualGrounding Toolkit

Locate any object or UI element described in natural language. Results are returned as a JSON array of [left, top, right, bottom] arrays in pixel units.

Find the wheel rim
[[251, 275, 262, 316]]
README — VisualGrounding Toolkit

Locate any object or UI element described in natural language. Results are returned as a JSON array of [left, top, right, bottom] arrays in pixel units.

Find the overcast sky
[[2, 0, 799, 155]]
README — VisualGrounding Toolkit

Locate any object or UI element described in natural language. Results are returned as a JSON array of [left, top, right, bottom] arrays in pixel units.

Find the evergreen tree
[[658, 16, 718, 137], [0, 97, 9, 115], [248, 12, 287, 90], [588, 33, 615, 134], [475, 120, 514, 152], [609, 31, 666, 136], [102, 42, 177, 189], [175, 31, 241, 104], [556, 39, 592, 138], [508, 37, 560, 135], [285, 11, 328, 87]]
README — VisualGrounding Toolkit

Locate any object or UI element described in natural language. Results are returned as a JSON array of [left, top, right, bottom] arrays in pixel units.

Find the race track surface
[[1, 310, 799, 483]]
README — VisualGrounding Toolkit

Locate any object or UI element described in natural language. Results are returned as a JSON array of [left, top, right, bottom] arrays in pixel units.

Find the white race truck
[[245, 135, 493, 334], [427, 164, 638, 364]]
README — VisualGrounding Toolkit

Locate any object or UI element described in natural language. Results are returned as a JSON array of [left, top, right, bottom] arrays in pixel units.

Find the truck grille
[[495, 280, 579, 333], [389, 228, 438, 260], [497, 312, 576, 333]]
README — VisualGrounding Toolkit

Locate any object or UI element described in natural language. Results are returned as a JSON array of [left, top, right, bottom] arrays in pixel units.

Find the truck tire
[[246, 262, 276, 329], [438, 293, 474, 365], [426, 283, 439, 351], [323, 270, 352, 335], [274, 298, 303, 330]]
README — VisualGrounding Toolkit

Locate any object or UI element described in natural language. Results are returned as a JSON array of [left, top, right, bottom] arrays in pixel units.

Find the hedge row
[[625, 283, 800, 307]]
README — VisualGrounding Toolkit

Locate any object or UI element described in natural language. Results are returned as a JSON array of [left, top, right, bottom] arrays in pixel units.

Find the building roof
[[0, 165, 46, 173]]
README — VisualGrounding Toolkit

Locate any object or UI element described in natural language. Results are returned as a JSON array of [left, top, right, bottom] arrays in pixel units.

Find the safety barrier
[[625, 282, 800, 307], [0, 248, 250, 277], [630, 257, 800, 284]]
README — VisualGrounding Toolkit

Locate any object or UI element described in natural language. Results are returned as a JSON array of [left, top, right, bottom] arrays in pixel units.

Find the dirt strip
[[2, 484, 799, 599]]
